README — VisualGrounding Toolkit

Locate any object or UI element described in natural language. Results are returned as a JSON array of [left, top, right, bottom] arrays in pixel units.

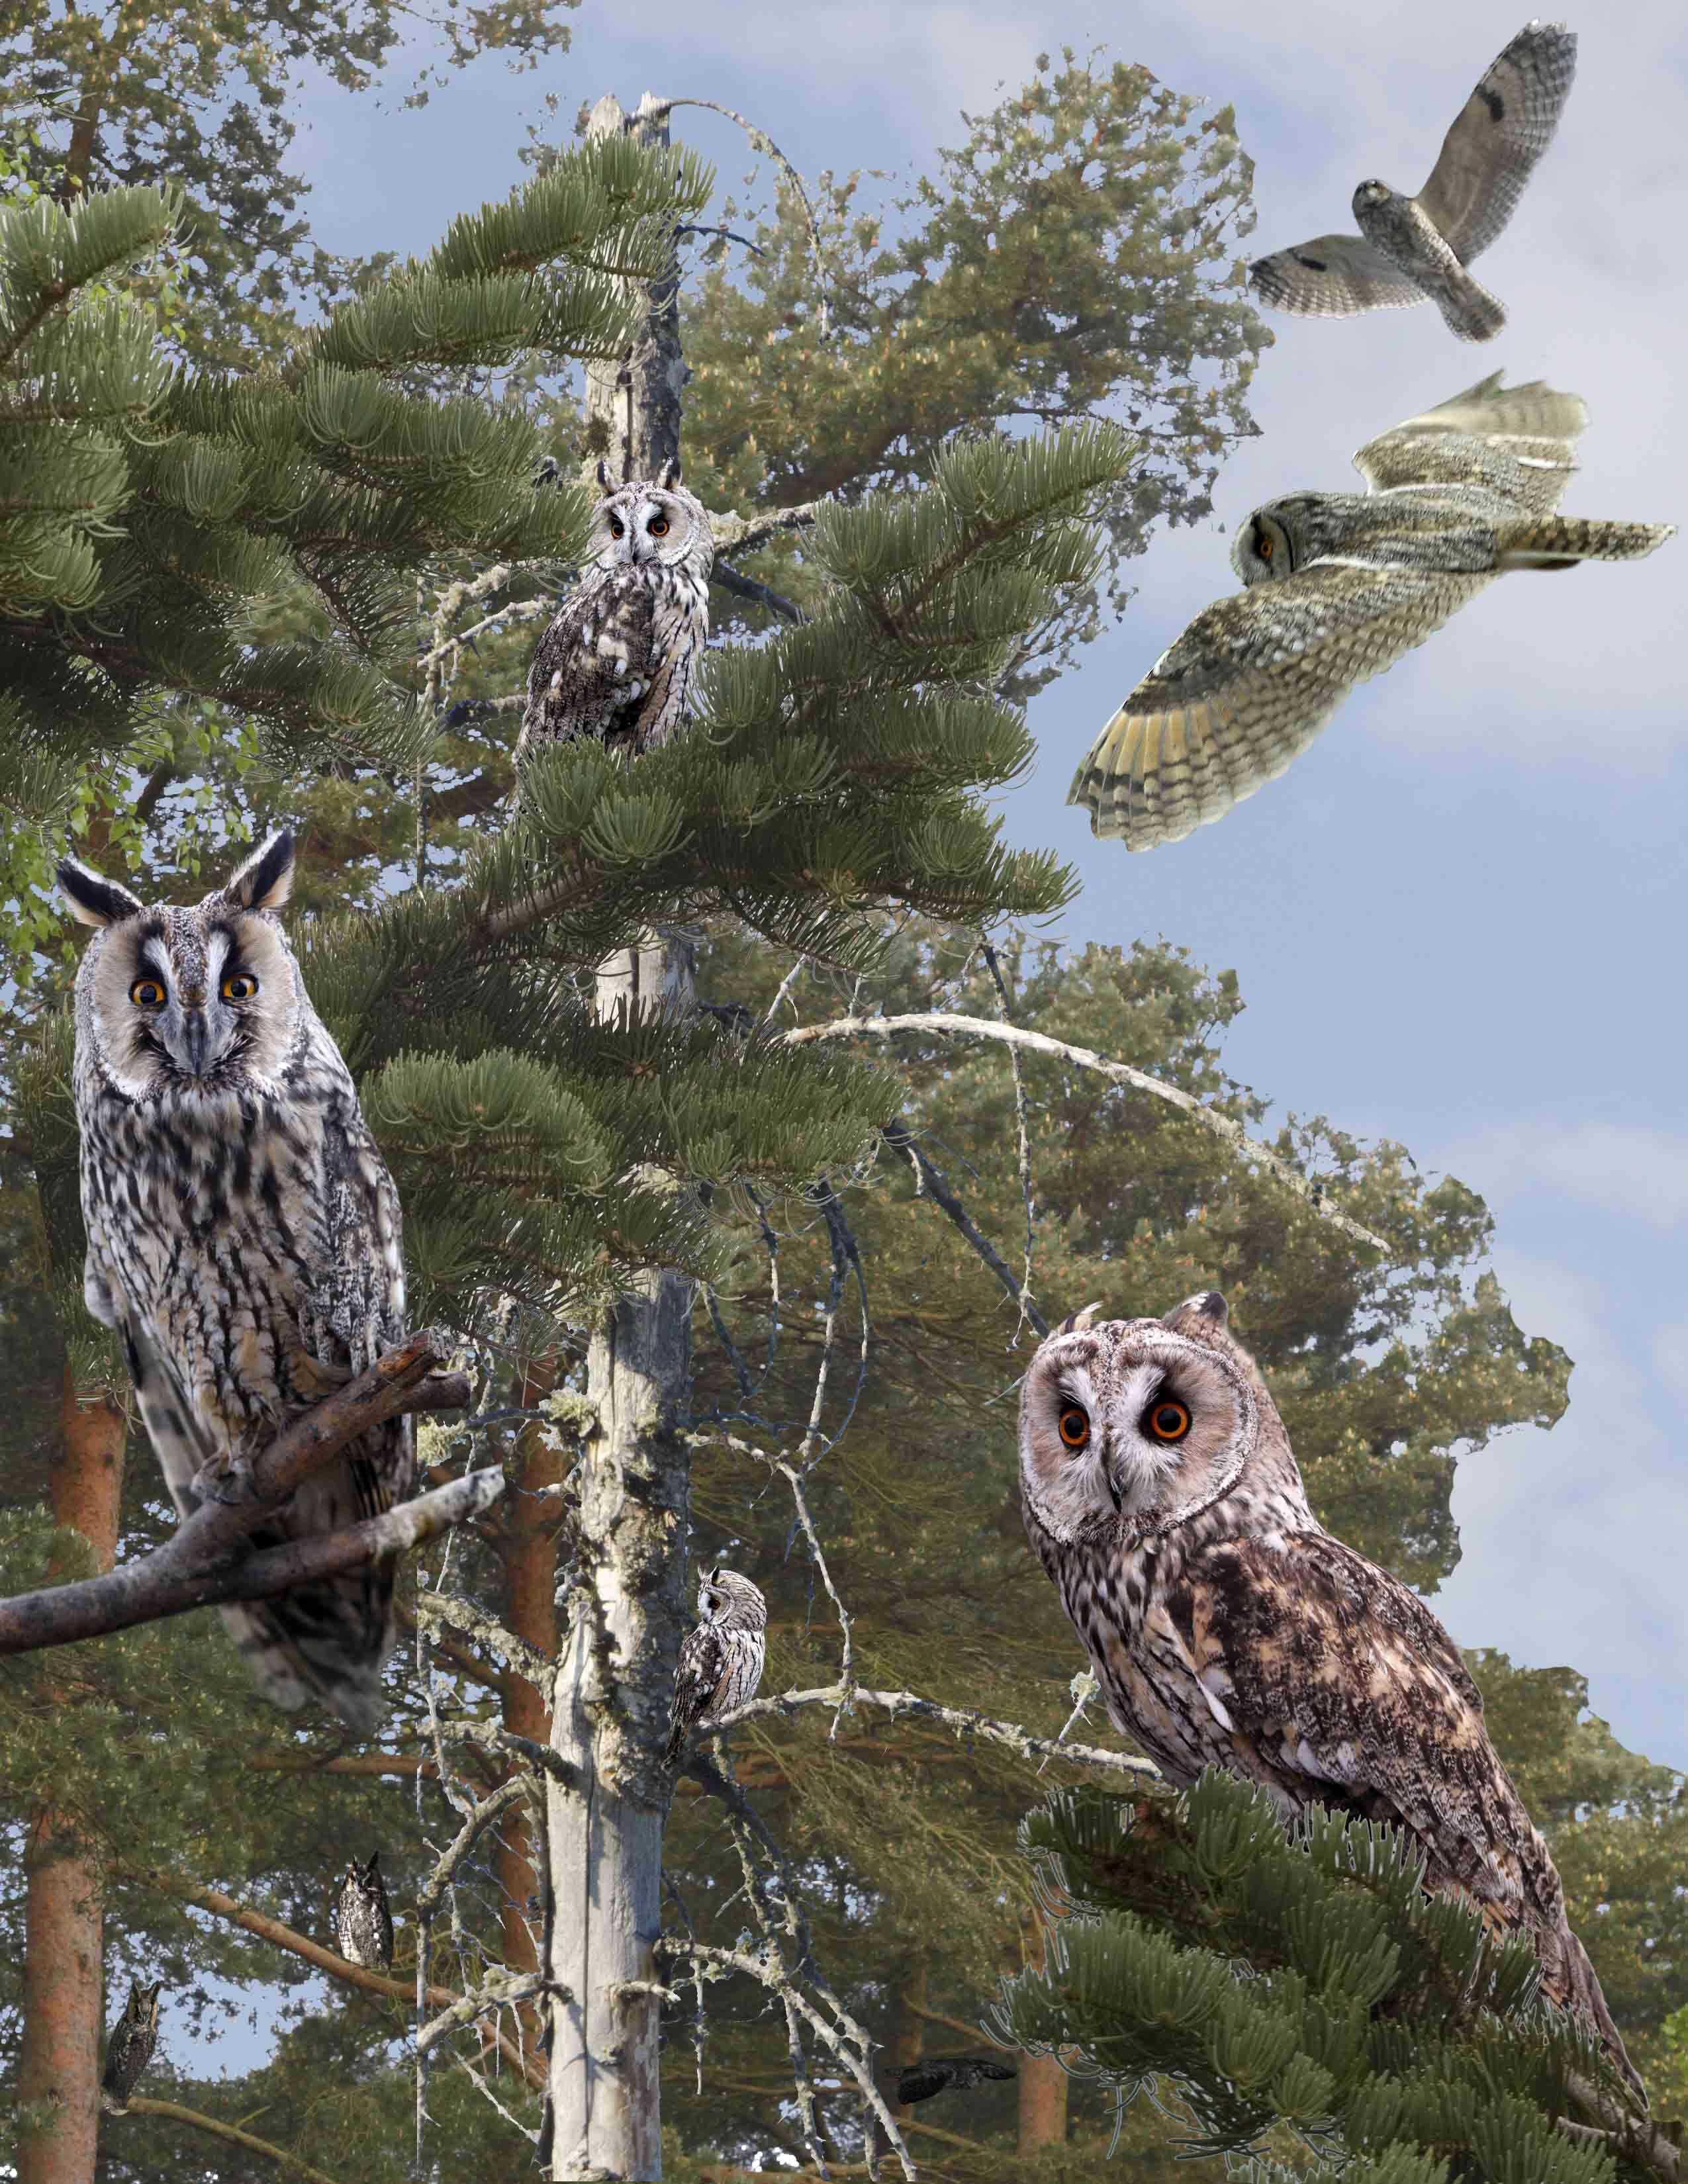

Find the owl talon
[[191, 1453, 261, 1506]]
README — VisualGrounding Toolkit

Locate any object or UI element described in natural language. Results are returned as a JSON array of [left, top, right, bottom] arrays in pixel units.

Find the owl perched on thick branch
[[1018, 1290, 1644, 2103]]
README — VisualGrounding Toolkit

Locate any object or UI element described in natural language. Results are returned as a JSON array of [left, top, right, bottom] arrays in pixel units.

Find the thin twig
[[653, 98, 834, 337], [884, 1116, 1049, 1341], [785, 1015, 1388, 1252], [980, 938, 1038, 1342]]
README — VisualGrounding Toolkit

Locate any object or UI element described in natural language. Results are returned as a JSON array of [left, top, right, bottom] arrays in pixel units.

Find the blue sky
[[283, 0, 1688, 1775]]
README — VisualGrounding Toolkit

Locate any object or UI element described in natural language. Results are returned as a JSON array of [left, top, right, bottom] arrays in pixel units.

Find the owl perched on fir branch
[[1069, 372, 1674, 849], [1248, 22, 1576, 343], [100, 1979, 164, 2114], [59, 833, 414, 1735], [516, 459, 712, 770], [1018, 1291, 1644, 2103], [665, 1568, 767, 1767], [331, 1850, 395, 1970]]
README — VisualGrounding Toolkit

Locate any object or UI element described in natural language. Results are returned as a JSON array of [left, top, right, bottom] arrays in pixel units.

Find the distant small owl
[[60, 833, 414, 1734], [331, 1849, 395, 1970], [516, 459, 712, 770], [665, 1567, 767, 1767], [1248, 22, 1576, 341], [1069, 371, 1675, 849], [894, 2055, 1017, 2105], [1018, 1290, 1644, 2101], [100, 1978, 164, 2114]]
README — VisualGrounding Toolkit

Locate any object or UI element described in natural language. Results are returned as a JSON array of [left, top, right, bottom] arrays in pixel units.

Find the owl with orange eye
[[1017, 1289, 1644, 2102], [515, 458, 713, 772]]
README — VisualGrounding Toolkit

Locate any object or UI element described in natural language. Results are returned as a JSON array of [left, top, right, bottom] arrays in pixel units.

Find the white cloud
[[1439, 1118, 1688, 1226]]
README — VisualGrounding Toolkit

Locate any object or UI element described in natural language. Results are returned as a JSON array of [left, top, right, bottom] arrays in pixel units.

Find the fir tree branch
[[0, 1470, 501, 1655], [115, 2099, 347, 2183], [784, 1015, 1389, 1253]]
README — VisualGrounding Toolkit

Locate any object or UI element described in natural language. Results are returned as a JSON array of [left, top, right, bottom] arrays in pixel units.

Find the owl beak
[[180, 1005, 211, 1075]]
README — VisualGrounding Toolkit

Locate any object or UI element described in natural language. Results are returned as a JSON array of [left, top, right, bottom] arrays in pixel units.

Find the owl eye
[[647, 515, 670, 537], [1145, 1399, 1192, 1443], [1057, 1404, 1090, 1451], [608, 517, 626, 538], [1256, 528, 1273, 561], [129, 978, 165, 1008], [220, 972, 258, 1001]]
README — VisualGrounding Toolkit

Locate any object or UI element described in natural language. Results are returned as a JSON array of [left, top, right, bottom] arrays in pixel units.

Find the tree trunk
[[1016, 2052, 1068, 2155], [545, 95, 692, 2179], [889, 1962, 927, 2126], [16, 1368, 126, 2184]]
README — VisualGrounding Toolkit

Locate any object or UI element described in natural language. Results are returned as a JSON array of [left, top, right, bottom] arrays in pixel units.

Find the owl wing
[[1246, 233, 1425, 319], [516, 564, 660, 760], [1352, 372, 1589, 514], [895, 2060, 955, 2105], [666, 1621, 726, 1762], [1413, 22, 1577, 264], [1067, 563, 1493, 848]]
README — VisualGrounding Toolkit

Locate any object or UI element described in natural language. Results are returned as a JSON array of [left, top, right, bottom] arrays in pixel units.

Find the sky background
[[281, 0, 1688, 1782]]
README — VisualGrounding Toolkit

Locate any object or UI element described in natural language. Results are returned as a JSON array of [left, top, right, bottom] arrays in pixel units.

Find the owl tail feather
[[220, 1585, 394, 1737], [1556, 1923, 1648, 2107], [1495, 516, 1677, 570]]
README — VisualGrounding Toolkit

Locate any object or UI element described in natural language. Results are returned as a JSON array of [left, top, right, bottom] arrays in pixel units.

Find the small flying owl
[[331, 1848, 395, 1970], [100, 1978, 164, 2114], [665, 1567, 767, 1766], [1069, 371, 1675, 849], [60, 833, 414, 1734], [894, 2055, 1017, 2105], [1248, 22, 1576, 341], [1018, 1291, 1644, 2101], [515, 458, 712, 769]]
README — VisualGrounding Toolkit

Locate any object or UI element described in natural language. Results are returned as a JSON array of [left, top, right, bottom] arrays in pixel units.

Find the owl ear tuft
[[595, 459, 616, 494], [659, 458, 683, 492], [1056, 1300, 1105, 1337], [1164, 1290, 1229, 1331], [58, 854, 145, 929], [223, 831, 295, 912]]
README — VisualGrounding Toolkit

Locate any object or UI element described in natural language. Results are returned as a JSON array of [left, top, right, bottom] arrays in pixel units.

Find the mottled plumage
[[1070, 371, 1675, 849], [516, 459, 712, 769], [665, 1567, 767, 1766], [1249, 22, 1577, 340], [60, 833, 413, 1733], [100, 1978, 164, 2114], [894, 2055, 1017, 2105], [1018, 1291, 1643, 2099], [331, 1849, 395, 1970]]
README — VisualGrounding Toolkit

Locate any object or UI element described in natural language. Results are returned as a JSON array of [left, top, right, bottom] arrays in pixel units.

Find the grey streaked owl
[[331, 1848, 395, 1970], [1248, 22, 1576, 341], [894, 2056, 1017, 2105], [1017, 1291, 1644, 2101], [516, 458, 712, 770], [1070, 371, 1675, 850], [100, 1978, 164, 2114], [60, 833, 413, 1734], [665, 1567, 767, 1766]]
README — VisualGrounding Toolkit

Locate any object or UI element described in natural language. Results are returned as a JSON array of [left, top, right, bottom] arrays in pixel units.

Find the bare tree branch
[[0, 1469, 500, 1657], [710, 500, 826, 557], [416, 1589, 553, 1690], [783, 1014, 1389, 1253], [713, 558, 807, 624], [884, 1116, 1049, 1340], [118, 2099, 348, 2181], [418, 1970, 558, 2056]]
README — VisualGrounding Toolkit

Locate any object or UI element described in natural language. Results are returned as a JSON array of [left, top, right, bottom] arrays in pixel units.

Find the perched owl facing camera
[[1018, 1291, 1644, 2103], [1248, 21, 1577, 342], [100, 1978, 164, 2114], [59, 833, 414, 1735], [1070, 372, 1675, 850], [330, 1849, 395, 1971], [516, 458, 712, 771]]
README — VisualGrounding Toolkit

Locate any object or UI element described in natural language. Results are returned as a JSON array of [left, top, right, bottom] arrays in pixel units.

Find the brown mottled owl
[[100, 1978, 164, 2113], [1248, 22, 1577, 342], [60, 833, 414, 1734], [1018, 1291, 1643, 2101], [515, 459, 712, 770], [1069, 372, 1675, 849], [665, 1567, 767, 1767], [330, 1848, 395, 1970]]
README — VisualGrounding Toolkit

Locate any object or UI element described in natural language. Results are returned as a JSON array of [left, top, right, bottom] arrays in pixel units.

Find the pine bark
[[1016, 2051, 1068, 2154], [545, 92, 693, 2181], [17, 1369, 126, 2184]]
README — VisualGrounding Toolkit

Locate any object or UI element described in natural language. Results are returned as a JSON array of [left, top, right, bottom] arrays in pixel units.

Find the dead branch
[[415, 1588, 552, 1688], [117, 2099, 346, 2181], [418, 1970, 557, 2056], [710, 500, 826, 556], [714, 558, 806, 623], [884, 1116, 1049, 1340], [700, 1680, 1158, 1781], [0, 1469, 500, 1656], [415, 1776, 536, 1922], [782, 1013, 1389, 1252]]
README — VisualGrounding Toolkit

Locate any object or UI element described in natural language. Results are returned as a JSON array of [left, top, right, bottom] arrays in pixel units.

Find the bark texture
[[1017, 2051, 1069, 2154], [17, 1371, 126, 2184], [581, 93, 685, 489]]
